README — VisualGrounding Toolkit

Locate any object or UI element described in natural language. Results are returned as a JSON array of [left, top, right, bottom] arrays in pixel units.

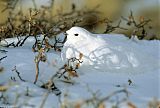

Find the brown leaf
[[68, 70, 78, 77], [76, 63, 80, 69], [39, 48, 45, 53], [75, 101, 82, 108], [0, 85, 8, 92], [139, 16, 144, 23], [98, 102, 105, 108], [127, 102, 137, 108], [32, 47, 36, 52], [0, 67, 4, 73], [64, 64, 68, 69], [79, 53, 83, 60], [128, 16, 132, 21]]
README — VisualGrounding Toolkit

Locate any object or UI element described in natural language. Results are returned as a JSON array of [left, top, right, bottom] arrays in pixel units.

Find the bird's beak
[[64, 32, 68, 36]]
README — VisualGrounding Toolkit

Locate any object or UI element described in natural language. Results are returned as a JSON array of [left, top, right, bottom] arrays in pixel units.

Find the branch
[[104, 20, 127, 33], [96, 89, 129, 107], [39, 91, 49, 108], [41, 81, 61, 96], [0, 49, 8, 53], [34, 57, 40, 84], [34, 48, 47, 84], [0, 56, 7, 62], [12, 66, 26, 82]]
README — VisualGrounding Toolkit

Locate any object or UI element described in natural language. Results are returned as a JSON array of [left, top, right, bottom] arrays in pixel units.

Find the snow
[[0, 27, 160, 108]]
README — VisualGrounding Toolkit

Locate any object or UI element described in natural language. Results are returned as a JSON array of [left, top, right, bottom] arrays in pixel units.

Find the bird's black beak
[[64, 32, 68, 36]]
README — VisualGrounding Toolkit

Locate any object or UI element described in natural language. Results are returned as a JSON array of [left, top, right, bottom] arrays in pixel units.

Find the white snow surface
[[0, 27, 160, 108]]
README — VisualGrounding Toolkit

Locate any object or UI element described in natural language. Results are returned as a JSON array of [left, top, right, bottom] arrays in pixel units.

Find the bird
[[61, 26, 159, 73]]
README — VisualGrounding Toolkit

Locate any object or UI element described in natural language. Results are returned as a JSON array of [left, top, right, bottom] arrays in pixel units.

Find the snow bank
[[0, 30, 159, 107]]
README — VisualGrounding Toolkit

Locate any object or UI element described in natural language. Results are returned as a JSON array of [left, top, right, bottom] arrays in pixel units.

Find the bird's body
[[61, 27, 159, 73]]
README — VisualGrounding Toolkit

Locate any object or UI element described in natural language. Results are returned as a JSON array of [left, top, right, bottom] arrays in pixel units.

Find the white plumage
[[61, 26, 159, 73]]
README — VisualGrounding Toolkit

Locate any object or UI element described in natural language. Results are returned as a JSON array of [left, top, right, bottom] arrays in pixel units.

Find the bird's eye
[[74, 34, 79, 36]]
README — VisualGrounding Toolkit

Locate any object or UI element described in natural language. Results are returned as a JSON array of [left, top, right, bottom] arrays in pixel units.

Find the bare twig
[[12, 66, 26, 82], [41, 81, 61, 96], [49, 53, 83, 82], [34, 56, 40, 84], [39, 91, 50, 108], [0, 49, 8, 53], [121, 10, 152, 39], [96, 89, 129, 107], [104, 20, 128, 33], [0, 56, 7, 62], [34, 48, 47, 84], [0, 93, 9, 104]]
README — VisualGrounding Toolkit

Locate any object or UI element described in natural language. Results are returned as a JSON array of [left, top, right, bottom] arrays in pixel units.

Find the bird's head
[[65, 26, 91, 44]]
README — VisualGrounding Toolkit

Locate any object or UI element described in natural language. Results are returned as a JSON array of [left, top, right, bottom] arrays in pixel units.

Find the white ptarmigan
[[61, 26, 159, 73]]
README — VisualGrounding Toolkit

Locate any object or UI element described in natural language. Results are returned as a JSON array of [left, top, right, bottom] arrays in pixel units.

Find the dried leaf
[[0, 85, 8, 92], [39, 48, 45, 53], [139, 16, 144, 23], [0, 67, 4, 73], [45, 39, 52, 49], [76, 63, 80, 69], [40, 55, 47, 62], [74, 101, 82, 108], [98, 102, 105, 108], [64, 64, 68, 69], [79, 53, 83, 60], [68, 70, 78, 77], [128, 102, 137, 108], [32, 47, 36, 52], [128, 16, 132, 21]]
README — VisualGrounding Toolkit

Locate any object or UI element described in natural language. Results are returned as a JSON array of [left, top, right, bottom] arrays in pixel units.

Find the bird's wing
[[89, 34, 159, 73]]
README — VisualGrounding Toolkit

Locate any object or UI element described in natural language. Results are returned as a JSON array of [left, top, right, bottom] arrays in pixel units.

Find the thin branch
[[0, 49, 8, 53], [12, 66, 26, 82], [34, 48, 46, 84], [39, 91, 49, 108], [0, 56, 7, 62], [104, 20, 127, 33], [96, 89, 129, 107], [34, 57, 40, 84]]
